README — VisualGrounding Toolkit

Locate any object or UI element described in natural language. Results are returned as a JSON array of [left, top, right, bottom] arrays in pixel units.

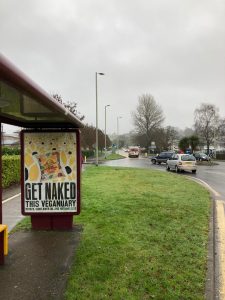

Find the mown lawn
[[65, 166, 210, 300]]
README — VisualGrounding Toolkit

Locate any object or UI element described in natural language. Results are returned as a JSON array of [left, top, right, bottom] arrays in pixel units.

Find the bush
[[2, 155, 20, 188], [2, 146, 20, 156], [82, 150, 94, 158]]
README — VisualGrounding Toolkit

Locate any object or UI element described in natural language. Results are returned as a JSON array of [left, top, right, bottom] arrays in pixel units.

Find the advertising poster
[[22, 131, 79, 214]]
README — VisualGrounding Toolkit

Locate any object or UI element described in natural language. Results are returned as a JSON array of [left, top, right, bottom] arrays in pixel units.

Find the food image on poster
[[35, 151, 66, 181], [23, 131, 77, 213]]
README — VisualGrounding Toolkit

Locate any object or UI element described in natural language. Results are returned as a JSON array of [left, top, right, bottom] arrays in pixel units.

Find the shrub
[[2, 146, 20, 156], [2, 155, 20, 188], [82, 150, 94, 158]]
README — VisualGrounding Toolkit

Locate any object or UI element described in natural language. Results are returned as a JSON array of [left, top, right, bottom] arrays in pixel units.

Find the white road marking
[[2, 193, 21, 204]]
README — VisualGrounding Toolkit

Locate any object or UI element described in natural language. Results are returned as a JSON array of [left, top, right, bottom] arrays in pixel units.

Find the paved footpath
[[1, 185, 82, 300], [2, 184, 24, 232], [0, 226, 81, 300]]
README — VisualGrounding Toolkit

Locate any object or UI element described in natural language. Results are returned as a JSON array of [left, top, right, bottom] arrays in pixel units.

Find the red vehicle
[[128, 147, 139, 158]]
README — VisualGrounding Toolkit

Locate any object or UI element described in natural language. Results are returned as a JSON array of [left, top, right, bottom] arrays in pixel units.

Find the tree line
[[52, 92, 225, 155], [52, 94, 111, 151], [131, 94, 225, 154]]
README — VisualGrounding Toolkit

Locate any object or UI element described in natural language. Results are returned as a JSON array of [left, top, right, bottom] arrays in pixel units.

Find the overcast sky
[[1, 0, 225, 135]]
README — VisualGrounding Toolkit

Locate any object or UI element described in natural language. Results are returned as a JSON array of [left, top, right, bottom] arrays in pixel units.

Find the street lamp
[[95, 72, 105, 166], [104, 105, 110, 159], [117, 116, 122, 153]]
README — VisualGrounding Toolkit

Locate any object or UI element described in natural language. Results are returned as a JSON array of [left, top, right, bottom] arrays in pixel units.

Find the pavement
[[0, 225, 82, 300], [2, 184, 24, 232], [1, 184, 82, 300]]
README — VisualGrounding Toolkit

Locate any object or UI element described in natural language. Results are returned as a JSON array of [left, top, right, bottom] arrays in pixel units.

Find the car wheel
[[152, 159, 156, 164], [192, 170, 196, 174], [199, 158, 202, 162], [175, 166, 179, 173], [166, 164, 170, 171], [158, 162, 161, 165]]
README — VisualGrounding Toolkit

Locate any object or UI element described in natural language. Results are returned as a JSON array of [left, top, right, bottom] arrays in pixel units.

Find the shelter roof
[[0, 54, 83, 129]]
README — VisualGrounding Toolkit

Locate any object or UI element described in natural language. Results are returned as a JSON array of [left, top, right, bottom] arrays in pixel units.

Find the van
[[128, 147, 139, 158]]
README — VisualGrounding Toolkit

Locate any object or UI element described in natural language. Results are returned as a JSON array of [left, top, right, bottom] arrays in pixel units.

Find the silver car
[[166, 154, 197, 174]]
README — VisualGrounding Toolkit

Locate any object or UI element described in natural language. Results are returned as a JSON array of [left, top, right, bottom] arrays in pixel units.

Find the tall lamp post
[[95, 72, 105, 166], [117, 116, 122, 153], [104, 105, 110, 159]]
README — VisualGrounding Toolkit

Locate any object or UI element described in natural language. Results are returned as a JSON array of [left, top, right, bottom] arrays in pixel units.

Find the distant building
[[214, 137, 225, 152]]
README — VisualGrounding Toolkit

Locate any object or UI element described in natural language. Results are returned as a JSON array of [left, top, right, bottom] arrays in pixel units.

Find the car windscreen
[[181, 155, 196, 161]]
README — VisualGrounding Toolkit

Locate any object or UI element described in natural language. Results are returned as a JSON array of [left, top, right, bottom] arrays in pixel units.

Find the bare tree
[[132, 94, 164, 148], [182, 127, 195, 137], [219, 118, 225, 136], [194, 103, 220, 154], [164, 126, 179, 150], [80, 124, 111, 151], [52, 93, 85, 121]]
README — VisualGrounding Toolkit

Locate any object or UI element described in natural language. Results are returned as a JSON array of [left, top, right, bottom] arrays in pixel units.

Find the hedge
[[82, 150, 94, 158], [2, 155, 20, 188], [2, 146, 20, 156], [216, 153, 225, 160]]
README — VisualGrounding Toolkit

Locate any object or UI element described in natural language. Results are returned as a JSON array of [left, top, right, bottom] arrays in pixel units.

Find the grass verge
[[65, 166, 210, 300], [105, 153, 125, 160], [10, 217, 31, 234]]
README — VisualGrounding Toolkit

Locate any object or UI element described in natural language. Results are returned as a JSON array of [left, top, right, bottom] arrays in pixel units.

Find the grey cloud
[[1, 0, 224, 134]]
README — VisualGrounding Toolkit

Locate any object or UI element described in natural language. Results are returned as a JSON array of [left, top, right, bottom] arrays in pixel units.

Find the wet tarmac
[[0, 226, 82, 300]]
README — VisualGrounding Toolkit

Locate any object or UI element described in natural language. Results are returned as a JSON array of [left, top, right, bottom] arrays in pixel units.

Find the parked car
[[151, 151, 174, 164], [166, 154, 197, 173], [193, 152, 210, 162], [128, 147, 139, 158]]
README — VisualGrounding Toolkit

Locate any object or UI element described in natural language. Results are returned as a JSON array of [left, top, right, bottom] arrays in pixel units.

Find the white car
[[166, 154, 197, 174]]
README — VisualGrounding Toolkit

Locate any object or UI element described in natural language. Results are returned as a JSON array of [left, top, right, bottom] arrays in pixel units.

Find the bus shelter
[[0, 53, 83, 264]]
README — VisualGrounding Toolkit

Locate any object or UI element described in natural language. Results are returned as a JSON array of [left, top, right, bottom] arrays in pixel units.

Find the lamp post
[[95, 72, 105, 166], [104, 105, 110, 159], [117, 116, 122, 153]]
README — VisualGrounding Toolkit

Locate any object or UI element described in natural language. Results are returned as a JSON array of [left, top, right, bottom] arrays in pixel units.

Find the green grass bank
[[65, 166, 210, 300], [105, 153, 125, 160]]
